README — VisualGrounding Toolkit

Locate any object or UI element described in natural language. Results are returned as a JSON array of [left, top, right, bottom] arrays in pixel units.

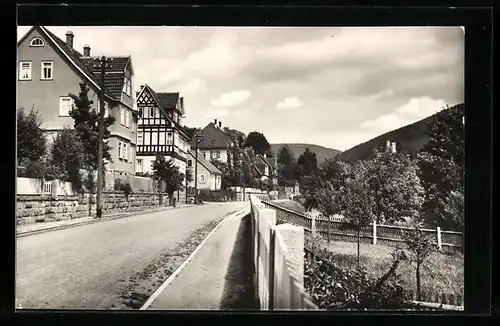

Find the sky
[[17, 26, 464, 151]]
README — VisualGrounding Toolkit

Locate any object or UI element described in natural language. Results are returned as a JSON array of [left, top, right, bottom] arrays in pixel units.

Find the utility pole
[[93, 56, 113, 218], [194, 133, 204, 204]]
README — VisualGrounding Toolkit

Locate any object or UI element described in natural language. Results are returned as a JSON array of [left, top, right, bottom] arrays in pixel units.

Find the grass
[[270, 199, 307, 215], [305, 233, 464, 298]]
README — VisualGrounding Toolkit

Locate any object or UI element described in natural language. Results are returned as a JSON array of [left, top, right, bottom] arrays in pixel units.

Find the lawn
[[305, 233, 464, 299]]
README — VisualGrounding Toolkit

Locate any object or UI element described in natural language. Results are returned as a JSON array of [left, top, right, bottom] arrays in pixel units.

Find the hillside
[[334, 103, 464, 162], [270, 143, 341, 164]]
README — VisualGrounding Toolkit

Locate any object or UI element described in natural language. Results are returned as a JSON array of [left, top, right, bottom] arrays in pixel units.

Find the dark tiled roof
[[191, 122, 233, 149], [39, 26, 130, 101], [187, 149, 222, 175], [157, 92, 179, 109], [254, 155, 277, 176]]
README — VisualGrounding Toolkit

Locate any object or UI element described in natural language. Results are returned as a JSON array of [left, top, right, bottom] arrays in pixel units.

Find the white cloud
[[205, 109, 231, 118], [158, 68, 184, 84], [361, 97, 449, 133], [276, 97, 303, 110], [211, 90, 251, 107]]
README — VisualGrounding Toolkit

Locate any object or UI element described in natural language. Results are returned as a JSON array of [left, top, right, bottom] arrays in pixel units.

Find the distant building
[[385, 140, 397, 153], [187, 149, 222, 191], [17, 26, 138, 174], [190, 119, 234, 164], [254, 153, 278, 186]]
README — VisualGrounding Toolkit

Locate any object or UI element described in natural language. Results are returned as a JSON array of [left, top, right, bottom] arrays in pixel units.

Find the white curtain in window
[[151, 132, 158, 145], [167, 133, 173, 145], [159, 132, 166, 145]]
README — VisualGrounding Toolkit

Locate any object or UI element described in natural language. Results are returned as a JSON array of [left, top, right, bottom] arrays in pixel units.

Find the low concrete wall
[[16, 191, 167, 225], [250, 195, 317, 310]]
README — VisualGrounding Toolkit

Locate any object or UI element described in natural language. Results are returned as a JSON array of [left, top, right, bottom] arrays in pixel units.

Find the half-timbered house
[[135, 85, 191, 182]]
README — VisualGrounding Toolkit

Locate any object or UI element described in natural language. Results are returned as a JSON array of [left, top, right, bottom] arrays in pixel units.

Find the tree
[[17, 107, 47, 166], [181, 126, 201, 140], [244, 131, 271, 155], [50, 127, 85, 192], [69, 83, 115, 178], [277, 145, 297, 187], [223, 127, 246, 148], [210, 159, 233, 190], [365, 150, 425, 224], [296, 147, 319, 181], [400, 223, 437, 301], [151, 155, 185, 205], [418, 104, 464, 230]]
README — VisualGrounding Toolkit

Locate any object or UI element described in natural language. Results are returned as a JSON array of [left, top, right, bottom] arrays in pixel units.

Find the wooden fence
[[261, 200, 463, 254], [250, 195, 318, 310]]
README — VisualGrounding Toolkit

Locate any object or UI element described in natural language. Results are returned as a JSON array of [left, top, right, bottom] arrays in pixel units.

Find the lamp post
[[194, 133, 204, 204]]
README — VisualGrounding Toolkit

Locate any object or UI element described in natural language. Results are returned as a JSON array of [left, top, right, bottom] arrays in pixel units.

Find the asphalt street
[[16, 202, 247, 310]]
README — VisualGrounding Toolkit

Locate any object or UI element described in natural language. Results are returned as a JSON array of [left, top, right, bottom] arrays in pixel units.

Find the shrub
[[114, 179, 132, 199], [197, 189, 235, 202]]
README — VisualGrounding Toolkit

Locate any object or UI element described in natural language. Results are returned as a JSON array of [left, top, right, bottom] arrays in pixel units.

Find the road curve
[[16, 202, 247, 310]]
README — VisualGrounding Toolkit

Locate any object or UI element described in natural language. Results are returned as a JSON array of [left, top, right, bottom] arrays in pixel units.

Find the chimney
[[385, 140, 391, 152], [391, 142, 397, 153], [83, 44, 91, 57], [214, 118, 218, 127], [65, 31, 74, 48], [218, 121, 222, 128]]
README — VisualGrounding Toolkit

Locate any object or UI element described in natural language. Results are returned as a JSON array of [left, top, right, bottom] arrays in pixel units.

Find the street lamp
[[194, 133, 204, 204]]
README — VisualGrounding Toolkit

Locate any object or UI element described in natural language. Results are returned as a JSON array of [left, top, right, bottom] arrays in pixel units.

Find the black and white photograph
[[16, 24, 466, 311]]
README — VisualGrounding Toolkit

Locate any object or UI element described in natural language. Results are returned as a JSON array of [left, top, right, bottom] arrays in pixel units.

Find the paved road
[[16, 202, 247, 310]]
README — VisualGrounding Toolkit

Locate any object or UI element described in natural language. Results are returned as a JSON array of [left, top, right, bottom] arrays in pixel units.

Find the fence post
[[311, 213, 316, 237], [260, 209, 277, 310], [372, 219, 377, 245], [437, 226, 442, 250]]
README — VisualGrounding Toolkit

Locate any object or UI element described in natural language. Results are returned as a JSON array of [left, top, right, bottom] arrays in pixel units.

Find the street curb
[[139, 206, 250, 310], [17, 204, 197, 238]]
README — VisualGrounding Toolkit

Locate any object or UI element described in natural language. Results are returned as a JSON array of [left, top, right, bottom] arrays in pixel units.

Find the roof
[[187, 149, 222, 175], [190, 122, 233, 149], [137, 85, 190, 140], [254, 154, 277, 176], [24, 26, 132, 102]]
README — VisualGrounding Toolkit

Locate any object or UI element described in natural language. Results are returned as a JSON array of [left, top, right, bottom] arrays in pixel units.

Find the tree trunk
[[416, 263, 421, 301], [357, 228, 361, 267]]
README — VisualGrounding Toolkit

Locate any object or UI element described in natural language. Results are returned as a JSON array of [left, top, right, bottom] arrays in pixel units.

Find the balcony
[[136, 145, 174, 155]]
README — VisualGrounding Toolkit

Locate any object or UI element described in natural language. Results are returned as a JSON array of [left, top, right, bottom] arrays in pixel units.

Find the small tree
[[17, 107, 47, 167], [244, 131, 271, 155], [50, 127, 85, 192], [151, 155, 185, 205], [401, 223, 437, 301]]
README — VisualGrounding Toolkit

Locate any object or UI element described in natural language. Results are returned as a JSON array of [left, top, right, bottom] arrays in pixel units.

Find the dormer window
[[30, 37, 45, 47]]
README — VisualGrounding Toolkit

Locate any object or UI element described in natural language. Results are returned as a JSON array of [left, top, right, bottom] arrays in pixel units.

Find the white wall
[[200, 149, 228, 164], [17, 177, 75, 196], [136, 155, 156, 174]]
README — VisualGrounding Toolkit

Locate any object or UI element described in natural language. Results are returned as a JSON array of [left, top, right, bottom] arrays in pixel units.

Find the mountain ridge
[[270, 143, 342, 164]]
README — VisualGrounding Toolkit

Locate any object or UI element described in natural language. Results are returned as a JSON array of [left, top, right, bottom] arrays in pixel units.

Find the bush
[[197, 189, 235, 202], [114, 179, 132, 199]]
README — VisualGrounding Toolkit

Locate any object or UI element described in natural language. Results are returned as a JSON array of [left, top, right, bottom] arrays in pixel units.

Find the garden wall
[[16, 192, 167, 225]]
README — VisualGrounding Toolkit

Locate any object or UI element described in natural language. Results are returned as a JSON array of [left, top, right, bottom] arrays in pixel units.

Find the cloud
[[211, 90, 251, 107], [204, 109, 231, 118], [360, 97, 448, 133], [276, 97, 303, 110]]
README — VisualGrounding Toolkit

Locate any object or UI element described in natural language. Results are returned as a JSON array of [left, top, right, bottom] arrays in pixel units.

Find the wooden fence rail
[[250, 195, 318, 310], [261, 200, 463, 254]]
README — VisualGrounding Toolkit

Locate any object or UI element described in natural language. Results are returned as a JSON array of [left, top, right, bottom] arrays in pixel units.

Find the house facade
[[190, 119, 234, 164], [254, 153, 278, 186], [134, 84, 191, 181], [187, 149, 222, 191], [17, 26, 138, 174]]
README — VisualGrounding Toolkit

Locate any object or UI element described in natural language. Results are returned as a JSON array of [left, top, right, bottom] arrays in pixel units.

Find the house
[[190, 119, 234, 164], [17, 26, 139, 175], [134, 84, 191, 180], [254, 153, 278, 186], [186, 149, 222, 191]]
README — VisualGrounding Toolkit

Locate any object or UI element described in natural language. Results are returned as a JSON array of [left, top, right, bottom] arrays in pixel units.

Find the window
[[201, 151, 206, 158], [159, 132, 165, 145], [151, 132, 158, 145], [188, 160, 192, 167], [143, 106, 149, 119], [200, 174, 205, 184], [144, 132, 150, 145], [122, 77, 131, 96], [120, 107, 125, 125], [137, 131, 143, 145], [129, 145, 133, 162], [156, 107, 160, 119], [166, 132, 173, 145], [30, 37, 45, 47], [19, 62, 31, 80], [118, 142, 123, 159], [150, 107, 155, 118], [211, 151, 220, 159], [41, 61, 53, 80], [59, 97, 73, 116], [123, 143, 128, 161], [125, 110, 130, 128]]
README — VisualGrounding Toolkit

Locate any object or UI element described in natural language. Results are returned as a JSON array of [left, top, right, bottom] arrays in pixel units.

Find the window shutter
[[120, 108, 125, 125], [118, 142, 122, 159]]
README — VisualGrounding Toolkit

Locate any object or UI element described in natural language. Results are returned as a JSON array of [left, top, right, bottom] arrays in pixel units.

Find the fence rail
[[250, 195, 318, 310], [261, 200, 463, 254]]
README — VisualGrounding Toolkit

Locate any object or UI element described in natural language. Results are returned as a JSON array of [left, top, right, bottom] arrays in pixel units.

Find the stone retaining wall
[[16, 191, 167, 225]]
